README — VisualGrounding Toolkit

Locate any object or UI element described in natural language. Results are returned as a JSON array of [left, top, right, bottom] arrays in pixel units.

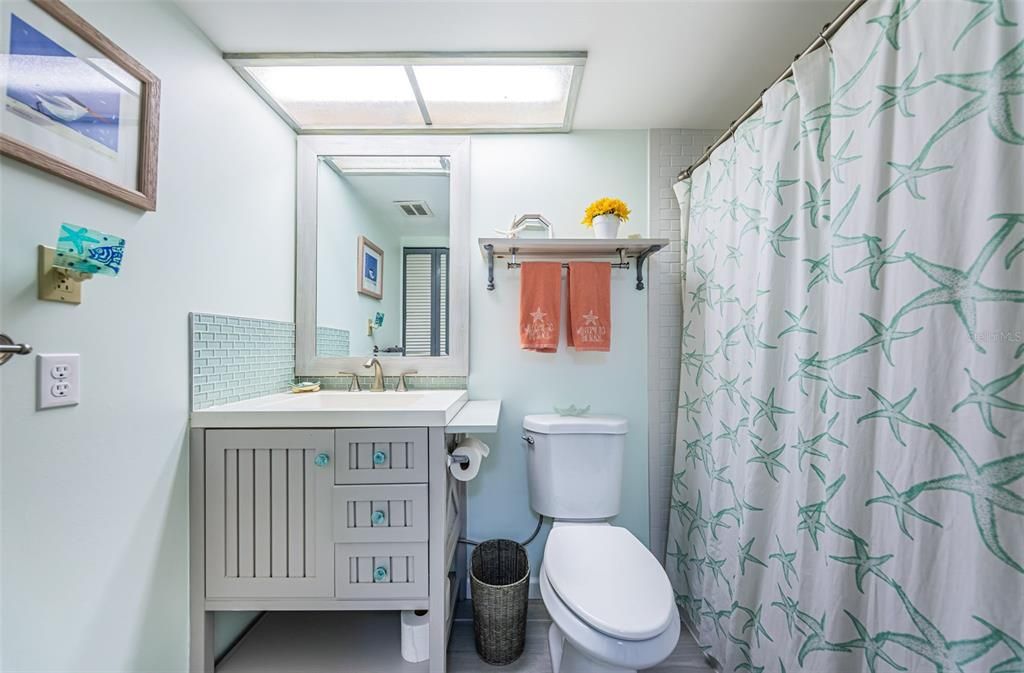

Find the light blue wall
[[0, 2, 295, 669], [466, 131, 651, 582], [317, 167, 402, 354]]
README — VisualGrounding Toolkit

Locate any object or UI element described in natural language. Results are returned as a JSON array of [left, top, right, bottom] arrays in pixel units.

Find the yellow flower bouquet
[[582, 197, 631, 238], [581, 197, 631, 226]]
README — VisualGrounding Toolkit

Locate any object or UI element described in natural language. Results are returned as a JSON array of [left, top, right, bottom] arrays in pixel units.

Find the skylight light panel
[[412, 64, 573, 128], [227, 53, 586, 132], [246, 65, 423, 129]]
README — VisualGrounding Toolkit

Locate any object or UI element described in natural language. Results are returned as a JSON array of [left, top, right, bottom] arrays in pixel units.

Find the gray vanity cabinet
[[204, 429, 336, 599], [191, 424, 464, 673]]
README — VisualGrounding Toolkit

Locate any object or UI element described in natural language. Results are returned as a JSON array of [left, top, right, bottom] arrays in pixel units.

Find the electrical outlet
[[38, 245, 82, 304], [37, 354, 80, 409]]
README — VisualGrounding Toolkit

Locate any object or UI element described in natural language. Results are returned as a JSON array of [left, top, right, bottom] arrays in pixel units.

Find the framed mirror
[[296, 136, 469, 377]]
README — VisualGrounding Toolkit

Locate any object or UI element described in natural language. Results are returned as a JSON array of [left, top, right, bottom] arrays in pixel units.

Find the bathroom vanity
[[185, 134, 487, 672], [188, 390, 499, 673]]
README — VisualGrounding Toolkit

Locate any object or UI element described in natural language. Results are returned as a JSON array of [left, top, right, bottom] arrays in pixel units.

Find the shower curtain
[[667, 1, 1023, 671]]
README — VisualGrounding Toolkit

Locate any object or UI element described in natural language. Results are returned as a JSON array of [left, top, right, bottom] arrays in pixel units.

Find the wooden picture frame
[[357, 235, 384, 300], [0, 0, 160, 211]]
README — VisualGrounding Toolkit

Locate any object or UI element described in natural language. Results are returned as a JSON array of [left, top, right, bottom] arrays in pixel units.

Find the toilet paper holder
[[447, 453, 471, 468]]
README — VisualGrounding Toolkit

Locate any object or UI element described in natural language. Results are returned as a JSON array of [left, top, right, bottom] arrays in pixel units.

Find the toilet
[[523, 414, 680, 673]]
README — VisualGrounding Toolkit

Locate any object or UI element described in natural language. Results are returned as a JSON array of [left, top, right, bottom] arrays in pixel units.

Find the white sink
[[191, 389, 468, 428]]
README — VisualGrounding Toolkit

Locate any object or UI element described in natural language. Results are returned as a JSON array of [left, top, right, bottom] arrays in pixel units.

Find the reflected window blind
[[439, 251, 448, 356], [403, 248, 449, 357]]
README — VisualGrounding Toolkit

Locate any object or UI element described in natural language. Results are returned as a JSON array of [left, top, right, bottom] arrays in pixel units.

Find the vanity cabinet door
[[205, 430, 335, 599]]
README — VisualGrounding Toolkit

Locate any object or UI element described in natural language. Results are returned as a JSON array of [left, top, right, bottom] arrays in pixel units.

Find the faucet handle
[[397, 370, 418, 392], [339, 372, 361, 392]]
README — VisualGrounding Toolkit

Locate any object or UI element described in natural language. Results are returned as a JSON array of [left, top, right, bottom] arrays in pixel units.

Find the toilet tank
[[523, 414, 629, 520]]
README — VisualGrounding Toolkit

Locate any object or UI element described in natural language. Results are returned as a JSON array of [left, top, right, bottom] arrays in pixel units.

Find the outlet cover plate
[[38, 245, 82, 304], [37, 353, 80, 409]]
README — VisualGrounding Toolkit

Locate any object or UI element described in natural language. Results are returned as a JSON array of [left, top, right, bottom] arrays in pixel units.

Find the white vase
[[592, 214, 621, 239]]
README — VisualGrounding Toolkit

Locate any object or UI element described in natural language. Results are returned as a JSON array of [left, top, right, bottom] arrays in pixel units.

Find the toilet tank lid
[[523, 414, 628, 435]]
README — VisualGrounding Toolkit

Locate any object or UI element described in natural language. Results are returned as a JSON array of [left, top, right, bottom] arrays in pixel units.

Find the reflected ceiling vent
[[395, 200, 434, 217]]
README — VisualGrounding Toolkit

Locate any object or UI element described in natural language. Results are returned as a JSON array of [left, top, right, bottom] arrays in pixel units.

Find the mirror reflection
[[316, 155, 450, 360]]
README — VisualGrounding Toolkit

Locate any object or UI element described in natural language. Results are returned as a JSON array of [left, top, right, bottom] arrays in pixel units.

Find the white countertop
[[446, 400, 502, 434], [191, 389, 470, 429]]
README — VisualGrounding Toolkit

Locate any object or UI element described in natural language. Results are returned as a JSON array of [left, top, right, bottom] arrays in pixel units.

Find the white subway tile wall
[[647, 129, 722, 562]]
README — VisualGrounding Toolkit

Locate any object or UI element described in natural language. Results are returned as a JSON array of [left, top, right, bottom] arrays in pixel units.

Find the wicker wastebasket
[[470, 539, 530, 665]]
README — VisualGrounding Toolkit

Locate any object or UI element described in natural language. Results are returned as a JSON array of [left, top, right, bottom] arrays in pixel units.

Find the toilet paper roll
[[449, 444, 484, 481], [401, 609, 430, 663]]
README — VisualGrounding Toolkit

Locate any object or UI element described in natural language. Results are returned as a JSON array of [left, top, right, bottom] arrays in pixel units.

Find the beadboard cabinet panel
[[205, 430, 335, 599]]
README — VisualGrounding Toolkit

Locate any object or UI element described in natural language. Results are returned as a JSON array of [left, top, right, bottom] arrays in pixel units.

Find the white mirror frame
[[295, 135, 470, 377]]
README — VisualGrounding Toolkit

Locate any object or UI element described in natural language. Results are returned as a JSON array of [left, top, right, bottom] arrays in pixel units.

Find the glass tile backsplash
[[190, 313, 295, 409], [316, 326, 351, 357], [190, 312, 466, 410]]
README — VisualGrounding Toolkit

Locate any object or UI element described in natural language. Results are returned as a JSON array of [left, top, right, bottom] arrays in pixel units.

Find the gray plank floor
[[449, 601, 712, 673], [216, 602, 713, 672]]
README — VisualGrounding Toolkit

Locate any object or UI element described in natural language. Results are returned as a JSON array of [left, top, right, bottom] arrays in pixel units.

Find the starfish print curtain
[[667, 1, 1024, 671]]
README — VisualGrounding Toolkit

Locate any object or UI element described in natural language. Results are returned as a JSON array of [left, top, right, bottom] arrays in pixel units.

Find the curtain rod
[[676, 0, 869, 182]]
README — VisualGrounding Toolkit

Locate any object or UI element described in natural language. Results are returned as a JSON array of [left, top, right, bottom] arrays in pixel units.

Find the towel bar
[[479, 238, 667, 291]]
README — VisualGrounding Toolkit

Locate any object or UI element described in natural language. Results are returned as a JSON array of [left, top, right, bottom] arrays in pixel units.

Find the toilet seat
[[540, 565, 681, 671], [543, 525, 675, 640]]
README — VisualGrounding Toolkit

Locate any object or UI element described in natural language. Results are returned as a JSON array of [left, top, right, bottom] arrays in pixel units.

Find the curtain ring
[[819, 27, 834, 55]]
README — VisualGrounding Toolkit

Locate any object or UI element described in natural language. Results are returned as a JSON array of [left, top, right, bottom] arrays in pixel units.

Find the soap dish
[[291, 381, 321, 393], [554, 404, 590, 417]]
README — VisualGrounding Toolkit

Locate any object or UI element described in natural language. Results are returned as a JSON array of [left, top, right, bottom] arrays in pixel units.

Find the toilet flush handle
[[521, 434, 534, 445]]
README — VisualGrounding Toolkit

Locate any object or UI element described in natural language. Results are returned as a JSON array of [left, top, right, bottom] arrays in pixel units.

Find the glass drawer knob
[[372, 510, 387, 525], [372, 450, 387, 465], [314, 452, 330, 467], [373, 566, 388, 582]]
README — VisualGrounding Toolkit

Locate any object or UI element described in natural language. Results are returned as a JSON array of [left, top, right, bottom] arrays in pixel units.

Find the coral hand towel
[[520, 262, 562, 352], [567, 262, 611, 351]]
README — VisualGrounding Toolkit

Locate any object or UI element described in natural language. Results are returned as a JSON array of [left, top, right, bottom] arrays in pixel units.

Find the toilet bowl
[[522, 414, 680, 673], [540, 523, 680, 673]]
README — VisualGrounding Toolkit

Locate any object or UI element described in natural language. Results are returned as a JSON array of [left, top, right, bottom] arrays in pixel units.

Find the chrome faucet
[[363, 356, 385, 392]]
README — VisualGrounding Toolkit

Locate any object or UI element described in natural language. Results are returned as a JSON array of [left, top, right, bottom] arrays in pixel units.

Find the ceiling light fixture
[[225, 52, 587, 133]]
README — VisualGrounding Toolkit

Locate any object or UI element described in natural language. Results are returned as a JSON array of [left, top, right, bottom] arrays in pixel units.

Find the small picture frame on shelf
[[0, 0, 161, 211], [357, 235, 383, 300]]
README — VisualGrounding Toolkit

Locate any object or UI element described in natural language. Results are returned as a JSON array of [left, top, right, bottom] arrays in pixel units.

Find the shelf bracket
[[484, 244, 495, 291], [635, 245, 662, 291]]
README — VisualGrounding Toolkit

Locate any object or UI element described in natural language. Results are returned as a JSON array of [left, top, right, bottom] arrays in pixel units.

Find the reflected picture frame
[[357, 235, 384, 300], [0, 0, 161, 211]]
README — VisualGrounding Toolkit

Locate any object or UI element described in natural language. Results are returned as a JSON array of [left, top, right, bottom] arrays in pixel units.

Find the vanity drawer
[[334, 428, 428, 484], [332, 484, 428, 543], [335, 542, 428, 600]]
